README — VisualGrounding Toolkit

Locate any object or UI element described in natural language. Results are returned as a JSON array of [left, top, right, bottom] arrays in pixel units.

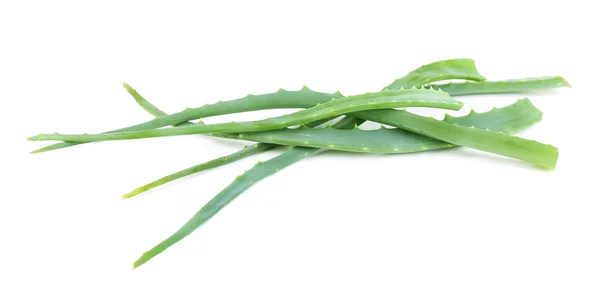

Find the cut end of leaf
[[122, 82, 133, 90], [556, 76, 572, 88], [541, 146, 559, 171], [29, 148, 43, 154], [122, 190, 142, 199], [133, 255, 148, 269]]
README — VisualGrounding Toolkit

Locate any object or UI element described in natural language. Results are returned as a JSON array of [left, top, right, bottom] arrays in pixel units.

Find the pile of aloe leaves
[[27, 58, 570, 269]]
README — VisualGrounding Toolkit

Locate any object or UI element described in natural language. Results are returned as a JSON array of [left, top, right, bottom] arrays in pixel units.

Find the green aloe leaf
[[122, 144, 275, 199], [226, 98, 545, 155], [122, 92, 336, 199], [28, 88, 461, 142], [351, 106, 557, 170], [426, 76, 570, 95], [384, 58, 486, 90], [132, 116, 366, 269]]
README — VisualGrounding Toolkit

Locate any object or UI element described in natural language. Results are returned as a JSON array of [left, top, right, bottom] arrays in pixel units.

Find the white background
[[1, 1, 598, 288]]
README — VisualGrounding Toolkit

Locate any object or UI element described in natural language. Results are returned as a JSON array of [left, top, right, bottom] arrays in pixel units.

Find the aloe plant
[[127, 61, 566, 268], [25, 58, 569, 269]]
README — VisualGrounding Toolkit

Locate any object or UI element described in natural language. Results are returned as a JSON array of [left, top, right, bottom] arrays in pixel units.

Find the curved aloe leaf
[[426, 76, 570, 95], [122, 144, 276, 198], [229, 126, 459, 154], [28, 89, 462, 142], [226, 98, 544, 154], [384, 58, 486, 90], [351, 105, 558, 170], [132, 116, 365, 269], [204, 98, 543, 153], [133, 147, 313, 268], [442, 99, 542, 133]]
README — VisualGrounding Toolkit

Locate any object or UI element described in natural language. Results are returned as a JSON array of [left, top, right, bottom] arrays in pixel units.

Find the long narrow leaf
[[29, 89, 461, 142]]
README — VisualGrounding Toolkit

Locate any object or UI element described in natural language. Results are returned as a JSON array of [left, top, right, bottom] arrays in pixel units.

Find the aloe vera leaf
[[128, 83, 339, 129], [442, 98, 542, 134], [383, 58, 486, 90], [28, 88, 462, 142], [122, 144, 276, 198], [425, 76, 570, 95], [210, 98, 542, 153], [132, 115, 365, 269], [234, 126, 456, 153], [351, 105, 558, 170]]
